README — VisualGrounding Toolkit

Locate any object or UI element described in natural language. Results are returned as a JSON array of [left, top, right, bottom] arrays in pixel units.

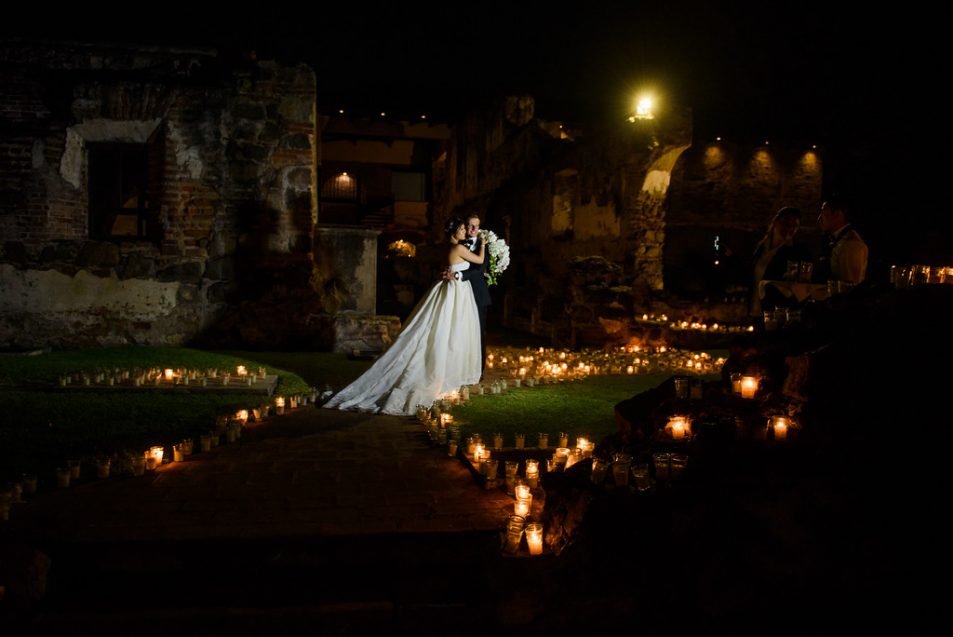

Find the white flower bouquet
[[481, 230, 510, 287]]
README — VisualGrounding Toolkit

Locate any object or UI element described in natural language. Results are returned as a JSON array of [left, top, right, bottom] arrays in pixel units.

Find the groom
[[457, 213, 491, 377]]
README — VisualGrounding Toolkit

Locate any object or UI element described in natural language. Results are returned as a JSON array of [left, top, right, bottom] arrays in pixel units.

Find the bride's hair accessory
[[444, 217, 464, 238]]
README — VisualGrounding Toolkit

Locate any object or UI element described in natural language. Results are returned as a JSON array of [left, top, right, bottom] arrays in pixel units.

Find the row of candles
[[891, 264, 953, 287], [58, 365, 270, 388], [635, 313, 756, 333], [415, 361, 795, 554], [2, 391, 320, 521], [417, 410, 579, 557], [485, 346, 726, 380], [662, 413, 794, 441]]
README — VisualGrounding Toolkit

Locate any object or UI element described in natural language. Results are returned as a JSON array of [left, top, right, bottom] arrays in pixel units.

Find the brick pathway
[[5, 406, 514, 543]]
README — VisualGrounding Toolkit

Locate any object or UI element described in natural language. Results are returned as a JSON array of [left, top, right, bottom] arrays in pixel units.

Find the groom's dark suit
[[460, 237, 490, 376]]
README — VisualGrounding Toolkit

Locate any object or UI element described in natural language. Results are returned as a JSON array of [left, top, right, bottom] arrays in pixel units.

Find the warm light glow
[[236, 365, 247, 376], [801, 151, 819, 169], [526, 523, 544, 555], [440, 413, 453, 427], [704, 145, 725, 168], [276, 396, 285, 407], [666, 416, 691, 440], [630, 94, 656, 121], [236, 409, 248, 423], [387, 239, 416, 258], [515, 499, 531, 517], [150, 446, 164, 464], [741, 376, 759, 399], [164, 368, 174, 381], [772, 416, 790, 440], [515, 484, 531, 500]]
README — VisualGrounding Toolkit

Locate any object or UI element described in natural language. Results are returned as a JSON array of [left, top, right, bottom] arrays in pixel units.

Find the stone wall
[[433, 98, 823, 345], [665, 141, 823, 297], [0, 42, 318, 349], [433, 97, 694, 344]]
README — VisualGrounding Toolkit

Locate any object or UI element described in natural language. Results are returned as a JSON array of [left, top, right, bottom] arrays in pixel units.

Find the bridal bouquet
[[481, 230, 510, 287]]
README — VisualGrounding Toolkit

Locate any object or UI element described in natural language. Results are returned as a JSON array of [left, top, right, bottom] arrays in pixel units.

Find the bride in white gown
[[324, 218, 486, 415]]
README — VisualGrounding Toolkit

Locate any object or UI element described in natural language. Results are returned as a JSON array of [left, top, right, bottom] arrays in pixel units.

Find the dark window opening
[[88, 143, 159, 242]]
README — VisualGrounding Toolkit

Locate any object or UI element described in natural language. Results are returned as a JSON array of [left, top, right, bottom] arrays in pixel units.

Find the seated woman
[[750, 206, 808, 317]]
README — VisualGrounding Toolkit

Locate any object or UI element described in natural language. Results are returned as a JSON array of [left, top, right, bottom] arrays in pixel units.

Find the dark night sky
[[8, 3, 949, 259], [14, 3, 931, 137]]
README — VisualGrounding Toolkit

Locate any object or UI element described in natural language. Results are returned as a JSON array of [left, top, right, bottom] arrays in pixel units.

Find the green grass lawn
[[0, 347, 314, 482], [449, 373, 719, 446], [0, 346, 721, 486]]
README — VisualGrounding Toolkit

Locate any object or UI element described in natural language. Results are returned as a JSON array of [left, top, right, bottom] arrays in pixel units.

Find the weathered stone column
[[314, 227, 401, 352], [314, 227, 380, 313]]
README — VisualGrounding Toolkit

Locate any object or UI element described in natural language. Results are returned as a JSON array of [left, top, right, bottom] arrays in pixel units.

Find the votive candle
[[741, 376, 758, 399], [772, 416, 790, 440], [525, 523, 543, 555]]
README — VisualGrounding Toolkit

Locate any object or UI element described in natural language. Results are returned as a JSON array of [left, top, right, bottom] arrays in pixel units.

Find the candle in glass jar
[[514, 495, 532, 518], [731, 372, 742, 394], [525, 459, 539, 488], [515, 484, 531, 500], [515, 433, 525, 450], [740, 376, 758, 399], [772, 416, 790, 440], [525, 523, 544, 555], [667, 416, 690, 440]]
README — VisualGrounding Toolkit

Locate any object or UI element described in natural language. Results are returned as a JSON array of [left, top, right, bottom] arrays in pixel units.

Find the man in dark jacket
[[458, 213, 491, 377]]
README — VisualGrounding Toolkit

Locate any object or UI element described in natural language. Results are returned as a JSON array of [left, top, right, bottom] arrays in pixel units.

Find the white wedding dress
[[324, 262, 482, 415]]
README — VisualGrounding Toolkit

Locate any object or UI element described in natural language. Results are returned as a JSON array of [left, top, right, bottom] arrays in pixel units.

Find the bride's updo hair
[[444, 217, 464, 239]]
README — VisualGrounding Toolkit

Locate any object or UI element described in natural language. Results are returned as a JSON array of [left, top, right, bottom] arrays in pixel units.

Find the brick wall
[[0, 42, 319, 349]]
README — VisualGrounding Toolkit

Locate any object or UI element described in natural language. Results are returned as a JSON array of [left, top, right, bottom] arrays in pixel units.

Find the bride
[[323, 218, 486, 415]]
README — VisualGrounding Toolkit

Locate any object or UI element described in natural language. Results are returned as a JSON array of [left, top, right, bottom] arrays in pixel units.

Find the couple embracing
[[324, 213, 492, 415]]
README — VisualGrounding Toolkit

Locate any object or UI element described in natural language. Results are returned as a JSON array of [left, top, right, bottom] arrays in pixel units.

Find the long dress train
[[323, 262, 482, 415]]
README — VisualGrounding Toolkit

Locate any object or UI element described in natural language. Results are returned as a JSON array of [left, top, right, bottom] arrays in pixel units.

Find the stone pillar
[[314, 227, 380, 313], [631, 144, 692, 290]]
